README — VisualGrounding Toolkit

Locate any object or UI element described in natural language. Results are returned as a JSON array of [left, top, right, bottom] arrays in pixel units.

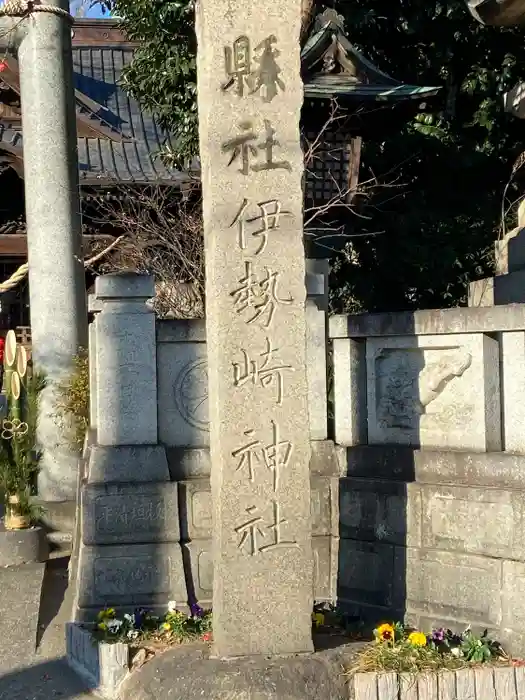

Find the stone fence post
[[72, 273, 185, 621], [94, 274, 158, 446]]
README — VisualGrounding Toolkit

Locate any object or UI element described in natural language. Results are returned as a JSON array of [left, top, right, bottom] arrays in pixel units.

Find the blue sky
[[0, 1, 110, 17], [70, 1, 111, 18]]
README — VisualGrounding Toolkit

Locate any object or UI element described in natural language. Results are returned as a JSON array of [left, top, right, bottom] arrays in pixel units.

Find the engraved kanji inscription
[[250, 36, 285, 103], [235, 505, 265, 555], [222, 120, 291, 176], [233, 336, 294, 405], [232, 420, 293, 492], [235, 501, 299, 556], [263, 420, 293, 492], [230, 260, 293, 329], [223, 35, 252, 97], [222, 34, 285, 103], [230, 198, 291, 253], [232, 428, 262, 483]]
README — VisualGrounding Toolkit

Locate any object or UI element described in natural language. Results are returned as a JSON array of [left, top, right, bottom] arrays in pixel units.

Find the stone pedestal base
[[71, 444, 187, 621], [0, 524, 48, 566], [120, 641, 355, 700]]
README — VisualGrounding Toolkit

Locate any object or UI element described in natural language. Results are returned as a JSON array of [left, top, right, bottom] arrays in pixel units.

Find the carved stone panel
[[366, 334, 501, 451], [157, 338, 209, 449]]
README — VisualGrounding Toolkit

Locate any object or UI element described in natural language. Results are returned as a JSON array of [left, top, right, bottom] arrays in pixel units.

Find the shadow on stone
[[36, 555, 70, 648], [0, 657, 92, 698], [120, 641, 360, 700]]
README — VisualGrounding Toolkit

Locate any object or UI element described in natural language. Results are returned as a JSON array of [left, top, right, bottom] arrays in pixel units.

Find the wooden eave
[[71, 18, 140, 48], [301, 8, 440, 101], [0, 233, 114, 256]]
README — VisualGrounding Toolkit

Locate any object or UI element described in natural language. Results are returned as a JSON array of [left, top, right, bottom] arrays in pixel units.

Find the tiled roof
[[0, 36, 188, 186], [73, 45, 187, 185]]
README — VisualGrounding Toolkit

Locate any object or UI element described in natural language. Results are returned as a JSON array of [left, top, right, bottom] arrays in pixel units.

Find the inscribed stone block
[[156, 335, 209, 449], [333, 337, 367, 446], [403, 547, 502, 626], [76, 542, 186, 609], [339, 478, 421, 548], [502, 331, 525, 454], [196, 0, 313, 656], [82, 482, 180, 546], [366, 333, 501, 450], [421, 484, 521, 559]]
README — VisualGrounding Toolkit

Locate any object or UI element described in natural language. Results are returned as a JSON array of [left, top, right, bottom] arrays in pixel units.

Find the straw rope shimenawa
[[0, 0, 73, 21], [0, 236, 126, 293]]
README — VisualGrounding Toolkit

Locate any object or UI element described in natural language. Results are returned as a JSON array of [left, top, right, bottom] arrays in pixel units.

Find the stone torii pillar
[[0, 0, 88, 501]]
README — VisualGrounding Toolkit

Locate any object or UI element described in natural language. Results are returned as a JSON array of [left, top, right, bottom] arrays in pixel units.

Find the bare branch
[[84, 184, 205, 319]]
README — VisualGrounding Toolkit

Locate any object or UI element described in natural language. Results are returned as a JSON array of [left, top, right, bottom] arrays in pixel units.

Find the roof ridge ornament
[[314, 8, 345, 33]]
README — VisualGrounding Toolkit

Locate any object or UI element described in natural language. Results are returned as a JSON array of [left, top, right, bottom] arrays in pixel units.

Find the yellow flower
[[408, 631, 427, 647], [376, 623, 395, 642], [312, 612, 325, 627], [162, 622, 171, 631], [97, 607, 115, 621]]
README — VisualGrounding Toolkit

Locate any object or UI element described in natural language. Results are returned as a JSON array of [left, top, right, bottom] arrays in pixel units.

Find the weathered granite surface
[[196, 0, 313, 657]]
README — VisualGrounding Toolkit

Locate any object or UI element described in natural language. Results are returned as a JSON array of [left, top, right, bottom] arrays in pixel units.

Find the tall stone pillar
[[17, 0, 88, 501], [196, 0, 313, 656]]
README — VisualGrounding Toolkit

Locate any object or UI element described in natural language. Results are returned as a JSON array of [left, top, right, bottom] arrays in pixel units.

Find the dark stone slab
[[344, 445, 525, 489], [82, 482, 180, 545]]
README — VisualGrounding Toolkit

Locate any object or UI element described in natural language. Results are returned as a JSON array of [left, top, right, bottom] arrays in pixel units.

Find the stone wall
[[85, 269, 525, 654], [330, 305, 525, 655], [84, 263, 338, 614]]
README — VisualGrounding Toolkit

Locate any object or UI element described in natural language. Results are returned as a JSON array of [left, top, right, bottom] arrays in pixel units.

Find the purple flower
[[432, 628, 446, 643], [190, 603, 204, 618], [134, 608, 146, 627]]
